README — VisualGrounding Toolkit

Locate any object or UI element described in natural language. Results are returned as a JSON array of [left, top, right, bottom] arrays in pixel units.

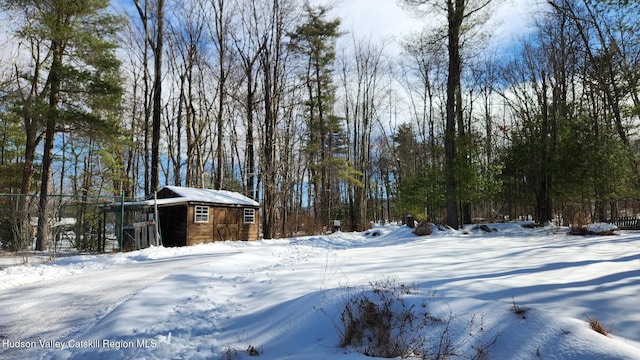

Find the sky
[[1, 222, 639, 359], [329, 0, 548, 52], [0, 0, 547, 77]]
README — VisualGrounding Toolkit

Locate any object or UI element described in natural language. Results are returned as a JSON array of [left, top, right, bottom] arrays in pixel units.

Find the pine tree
[[1, 0, 124, 250], [289, 3, 351, 229]]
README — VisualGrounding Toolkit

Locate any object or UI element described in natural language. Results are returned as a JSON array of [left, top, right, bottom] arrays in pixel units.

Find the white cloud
[[323, 0, 546, 51], [334, 0, 424, 41]]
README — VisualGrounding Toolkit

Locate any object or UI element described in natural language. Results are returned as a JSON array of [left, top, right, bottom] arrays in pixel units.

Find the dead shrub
[[247, 344, 262, 356], [588, 317, 611, 336], [333, 278, 495, 359], [338, 280, 424, 358], [221, 346, 239, 360], [510, 298, 528, 319], [220, 344, 261, 359], [572, 212, 590, 228], [568, 212, 618, 235]]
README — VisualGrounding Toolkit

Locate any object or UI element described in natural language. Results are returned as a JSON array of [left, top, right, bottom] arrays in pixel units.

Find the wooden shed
[[122, 186, 261, 247]]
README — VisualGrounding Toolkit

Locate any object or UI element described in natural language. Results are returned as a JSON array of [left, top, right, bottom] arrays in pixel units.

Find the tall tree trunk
[[19, 132, 37, 195], [213, 0, 227, 190], [20, 51, 42, 197], [246, 72, 256, 199], [142, 51, 151, 195], [19, 98, 40, 250], [445, 0, 463, 228], [36, 123, 55, 251], [36, 39, 63, 251], [150, 0, 164, 194], [262, 53, 276, 239], [134, 0, 165, 195], [538, 71, 553, 223], [18, 118, 38, 250]]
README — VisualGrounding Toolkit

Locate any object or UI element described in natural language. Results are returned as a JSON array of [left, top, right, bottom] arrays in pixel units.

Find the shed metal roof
[[119, 186, 259, 208], [162, 186, 259, 206]]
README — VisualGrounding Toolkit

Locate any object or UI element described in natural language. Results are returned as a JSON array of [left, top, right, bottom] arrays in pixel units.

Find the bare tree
[[259, 0, 299, 238], [119, 16, 153, 198], [203, 0, 233, 189], [338, 36, 388, 231], [133, 0, 165, 195], [399, 31, 447, 170], [232, 0, 268, 200], [164, 0, 210, 187], [550, 0, 633, 145]]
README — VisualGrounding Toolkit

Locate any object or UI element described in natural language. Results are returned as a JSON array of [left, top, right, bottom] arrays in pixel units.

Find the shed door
[[213, 208, 240, 241]]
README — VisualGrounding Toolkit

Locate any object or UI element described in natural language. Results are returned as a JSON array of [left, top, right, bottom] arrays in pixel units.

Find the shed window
[[244, 208, 255, 224], [194, 206, 209, 223]]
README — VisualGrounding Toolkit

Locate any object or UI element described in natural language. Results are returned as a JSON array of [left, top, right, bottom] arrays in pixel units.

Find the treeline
[[0, 0, 639, 242]]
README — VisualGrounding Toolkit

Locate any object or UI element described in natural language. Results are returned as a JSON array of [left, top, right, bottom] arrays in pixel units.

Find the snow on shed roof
[[118, 186, 259, 208], [162, 186, 259, 206]]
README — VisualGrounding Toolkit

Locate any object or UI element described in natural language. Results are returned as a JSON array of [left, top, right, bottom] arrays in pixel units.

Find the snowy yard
[[1, 222, 639, 359]]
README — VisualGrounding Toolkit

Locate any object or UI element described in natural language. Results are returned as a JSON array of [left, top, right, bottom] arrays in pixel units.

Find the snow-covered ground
[[1, 222, 639, 359]]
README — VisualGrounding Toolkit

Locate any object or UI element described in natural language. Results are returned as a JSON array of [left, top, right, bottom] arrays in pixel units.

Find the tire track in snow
[[0, 254, 227, 359], [104, 242, 328, 358]]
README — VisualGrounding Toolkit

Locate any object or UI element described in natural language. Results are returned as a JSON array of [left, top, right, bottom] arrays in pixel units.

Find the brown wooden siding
[[240, 209, 260, 240], [130, 187, 261, 248], [181, 204, 260, 245], [186, 205, 214, 245]]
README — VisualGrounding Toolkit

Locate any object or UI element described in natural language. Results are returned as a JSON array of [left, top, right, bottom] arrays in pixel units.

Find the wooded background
[[1, 0, 639, 243]]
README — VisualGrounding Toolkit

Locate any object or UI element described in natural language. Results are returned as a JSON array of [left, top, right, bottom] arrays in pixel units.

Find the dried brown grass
[[588, 317, 611, 336]]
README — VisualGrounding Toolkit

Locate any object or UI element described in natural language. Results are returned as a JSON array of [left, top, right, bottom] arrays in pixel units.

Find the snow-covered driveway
[[0, 250, 239, 358]]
